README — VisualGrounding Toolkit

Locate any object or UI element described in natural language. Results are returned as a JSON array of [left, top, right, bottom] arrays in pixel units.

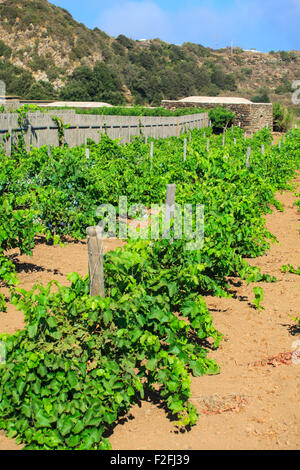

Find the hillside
[[0, 0, 299, 107]]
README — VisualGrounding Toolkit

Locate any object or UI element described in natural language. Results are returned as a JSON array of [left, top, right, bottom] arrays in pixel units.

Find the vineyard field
[[0, 125, 299, 450]]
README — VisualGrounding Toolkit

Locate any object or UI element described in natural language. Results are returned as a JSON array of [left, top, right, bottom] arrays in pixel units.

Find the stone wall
[[249, 103, 273, 132], [161, 100, 273, 132]]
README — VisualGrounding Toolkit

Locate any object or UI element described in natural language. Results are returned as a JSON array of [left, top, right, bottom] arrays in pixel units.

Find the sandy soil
[[0, 176, 299, 451]]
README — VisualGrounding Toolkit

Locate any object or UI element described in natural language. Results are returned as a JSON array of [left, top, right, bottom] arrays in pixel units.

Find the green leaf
[[67, 434, 81, 448], [67, 371, 78, 388], [35, 409, 52, 428], [44, 430, 63, 448], [145, 358, 158, 371], [57, 415, 74, 437], [190, 359, 205, 377], [28, 322, 38, 339], [72, 420, 85, 435], [102, 309, 113, 325], [47, 317, 58, 329]]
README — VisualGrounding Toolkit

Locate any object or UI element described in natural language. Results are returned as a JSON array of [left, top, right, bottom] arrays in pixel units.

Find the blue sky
[[51, 0, 300, 51]]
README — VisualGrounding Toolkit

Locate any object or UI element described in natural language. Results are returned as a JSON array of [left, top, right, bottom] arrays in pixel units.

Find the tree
[[59, 81, 91, 101], [208, 106, 236, 133], [26, 81, 58, 100], [211, 68, 226, 88], [224, 73, 237, 91], [59, 62, 125, 104]]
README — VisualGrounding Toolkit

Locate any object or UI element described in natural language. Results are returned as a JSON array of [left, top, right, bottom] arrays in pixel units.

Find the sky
[[51, 0, 300, 51]]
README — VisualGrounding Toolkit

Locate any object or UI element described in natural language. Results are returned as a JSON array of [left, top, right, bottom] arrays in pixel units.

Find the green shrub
[[208, 106, 235, 133], [0, 40, 12, 59], [279, 51, 296, 62], [251, 87, 270, 103], [273, 102, 294, 132], [275, 75, 293, 95], [116, 34, 135, 49]]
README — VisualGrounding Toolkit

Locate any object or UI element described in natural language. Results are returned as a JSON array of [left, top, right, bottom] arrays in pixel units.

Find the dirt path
[[0, 178, 299, 450]]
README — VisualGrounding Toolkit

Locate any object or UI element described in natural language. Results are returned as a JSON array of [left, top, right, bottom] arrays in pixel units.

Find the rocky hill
[[0, 0, 299, 108]]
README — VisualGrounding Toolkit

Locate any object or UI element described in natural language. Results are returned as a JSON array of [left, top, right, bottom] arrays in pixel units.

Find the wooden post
[[206, 138, 210, 152], [86, 226, 105, 297], [222, 134, 225, 147], [25, 124, 30, 153], [150, 141, 154, 170], [246, 147, 251, 168], [85, 148, 90, 159], [189, 132, 192, 143], [278, 140, 281, 148], [8, 128, 12, 157], [234, 138, 236, 146], [183, 138, 187, 162], [261, 144, 265, 155], [29, 126, 33, 150]]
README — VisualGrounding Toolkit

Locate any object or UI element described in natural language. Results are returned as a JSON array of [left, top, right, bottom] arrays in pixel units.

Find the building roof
[[0, 96, 20, 100], [179, 96, 253, 104], [40, 101, 113, 108]]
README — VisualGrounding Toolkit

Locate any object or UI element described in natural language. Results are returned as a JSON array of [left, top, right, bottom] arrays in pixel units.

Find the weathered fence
[[0, 111, 210, 153]]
